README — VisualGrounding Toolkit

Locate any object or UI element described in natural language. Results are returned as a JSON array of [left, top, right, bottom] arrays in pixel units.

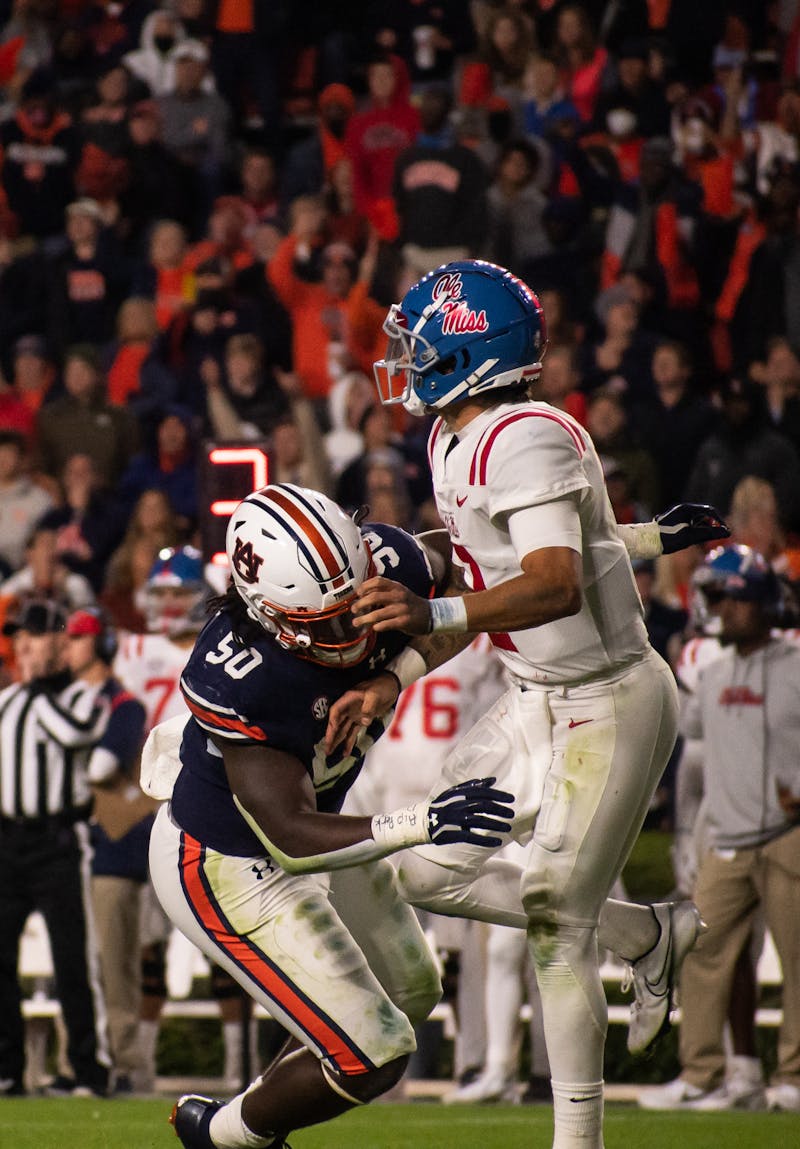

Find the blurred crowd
[[0, 1, 799, 654], [2, 0, 800, 1101]]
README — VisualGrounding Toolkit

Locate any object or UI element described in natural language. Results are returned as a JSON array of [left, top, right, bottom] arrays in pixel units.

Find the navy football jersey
[[170, 524, 436, 855]]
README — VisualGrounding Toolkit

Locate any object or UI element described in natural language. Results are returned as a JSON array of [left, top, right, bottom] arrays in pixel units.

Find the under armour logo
[[232, 537, 264, 584], [368, 648, 387, 670], [251, 861, 273, 880]]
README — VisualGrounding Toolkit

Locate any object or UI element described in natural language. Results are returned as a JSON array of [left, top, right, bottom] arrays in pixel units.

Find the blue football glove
[[427, 777, 514, 847], [655, 503, 731, 555]]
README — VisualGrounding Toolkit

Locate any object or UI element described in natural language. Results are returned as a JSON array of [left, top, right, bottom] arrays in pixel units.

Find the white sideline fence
[[19, 910, 785, 1033]]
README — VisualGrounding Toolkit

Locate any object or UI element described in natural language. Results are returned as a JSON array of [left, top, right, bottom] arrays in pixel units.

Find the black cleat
[[170, 1094, 225, 1148]]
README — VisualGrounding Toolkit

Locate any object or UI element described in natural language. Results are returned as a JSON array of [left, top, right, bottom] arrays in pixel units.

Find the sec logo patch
[[312, 696, 329, 721]]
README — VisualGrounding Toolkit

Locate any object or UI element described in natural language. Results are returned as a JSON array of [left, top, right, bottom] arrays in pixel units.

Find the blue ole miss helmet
[[694, 545, 781, 607], [374, 260, 548, 412]]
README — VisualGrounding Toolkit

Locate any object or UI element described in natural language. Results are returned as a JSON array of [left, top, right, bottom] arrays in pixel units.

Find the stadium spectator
[[600, 136, 702, 341], [365, 0, 471, 89], [632, 340, 719, 506], [581, 281, 658, 403], [269, 407, 334, 497], [748, 335, 800, 455], [0, 523, 96, 616], [584, 390, 659, 515], [459, 6, 536, 121], [393, 84, 489, 275], [535, 342, 586, 425], [0, 68, 79, 241], [43, 197, 131, 356], [343, 53, 419, 239], [156, 39, 233, 231], [36, 343, 139, 485], [268, 206, 363, 404], [592, 37, 670, 139], [553, 3, 608, 125], [120, 99, 187, 243], [207, 0, 286, 149], [100, 488, 184, 632], [75, 62, 135, 209], [233, 146, 281, 237], [118, 406, 199, 533], [130, 219, 192, 332], [6, 335, 56, 428], [202, 331, 290, 440], [122, 7, 190, 98], [37, 451, 126, 594], [281, 81, 356, 203], [711, 180, 787, 375], [105, 296, 179, 441], [684, 375, 800, 532], [520, 51, 579, 154], [335, 403, 430, 515], [486, 138, 549, 269], [0, 347, 40, 441], [0, 430, 54, 577], [324, 371, 376, 479]]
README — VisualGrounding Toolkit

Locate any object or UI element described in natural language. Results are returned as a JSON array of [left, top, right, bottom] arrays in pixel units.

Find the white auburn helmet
[[225, 483, 376, 667]]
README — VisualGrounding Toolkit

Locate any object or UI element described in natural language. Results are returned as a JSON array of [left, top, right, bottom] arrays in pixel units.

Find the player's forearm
[[232, 798, 431, 875], [458, 571, 580, 633]]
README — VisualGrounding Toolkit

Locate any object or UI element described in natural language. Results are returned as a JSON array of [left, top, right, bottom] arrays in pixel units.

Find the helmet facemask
[[249, 589, 376, 667]]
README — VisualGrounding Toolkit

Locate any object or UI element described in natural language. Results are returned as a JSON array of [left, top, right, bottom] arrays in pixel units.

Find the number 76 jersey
[[114, 632, 193, 732]]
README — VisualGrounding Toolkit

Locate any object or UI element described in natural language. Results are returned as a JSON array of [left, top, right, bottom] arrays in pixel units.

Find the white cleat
[[766, 1083, 800, 1112], [443, 1069, 520, 1105], [624, 901, 705, 1055], [638, 1076, 711, 1110]]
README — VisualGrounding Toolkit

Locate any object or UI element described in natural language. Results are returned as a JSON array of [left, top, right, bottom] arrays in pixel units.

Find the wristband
[[371, 803, 430, 850], [617, 520, 663, 560], [385, 647, 427, 691], [428, 596, 469, 633]]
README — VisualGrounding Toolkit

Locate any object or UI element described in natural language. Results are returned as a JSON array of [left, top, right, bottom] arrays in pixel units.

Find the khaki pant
[[91, 876, 143, 1076], [679, 825, 800, 1090]]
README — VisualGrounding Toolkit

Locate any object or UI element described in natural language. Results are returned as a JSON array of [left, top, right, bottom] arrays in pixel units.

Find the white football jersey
[[114, 633, 192, 732], [428, 401, 649, 685], [675, 635, 723, 695], [344, 635, 507, 814]]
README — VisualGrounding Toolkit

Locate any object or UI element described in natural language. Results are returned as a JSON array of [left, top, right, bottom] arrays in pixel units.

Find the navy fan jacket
[[171, 523, 435, 856]]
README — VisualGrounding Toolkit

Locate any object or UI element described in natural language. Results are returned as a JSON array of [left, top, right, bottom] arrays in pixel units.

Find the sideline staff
[[0, 599, 111, 1097]]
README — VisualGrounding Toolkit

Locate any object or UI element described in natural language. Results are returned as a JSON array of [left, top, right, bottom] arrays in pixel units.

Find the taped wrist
[[428, 596, 469, 633], [385, 647, 427, 691], [616, 520, 663, 560], [371, 803, 431, 850]]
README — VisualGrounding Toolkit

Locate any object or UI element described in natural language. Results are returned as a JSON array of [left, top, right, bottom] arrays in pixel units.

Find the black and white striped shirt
[[0, 673, 109, 821]]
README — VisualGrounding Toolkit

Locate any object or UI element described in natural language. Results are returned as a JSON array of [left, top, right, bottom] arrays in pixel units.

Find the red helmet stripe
[[260, 488, 346, 580]]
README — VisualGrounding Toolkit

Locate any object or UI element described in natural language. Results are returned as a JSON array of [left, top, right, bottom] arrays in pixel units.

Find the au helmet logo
[[432, 271, 488, 337], [232, 537, 264, 584]]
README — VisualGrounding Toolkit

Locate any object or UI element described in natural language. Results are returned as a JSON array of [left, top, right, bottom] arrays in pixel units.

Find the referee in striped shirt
[[0, 599, 112, 1098]]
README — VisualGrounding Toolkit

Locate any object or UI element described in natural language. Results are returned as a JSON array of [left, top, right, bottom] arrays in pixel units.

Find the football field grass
[[0, 1098, 795, 1149]]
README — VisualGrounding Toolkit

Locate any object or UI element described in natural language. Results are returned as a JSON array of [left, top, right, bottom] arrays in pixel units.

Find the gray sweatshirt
[[682, 637, 800, 850]]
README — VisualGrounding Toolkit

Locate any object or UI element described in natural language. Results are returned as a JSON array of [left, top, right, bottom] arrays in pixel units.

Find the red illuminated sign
[[199, 443, 269, 566]]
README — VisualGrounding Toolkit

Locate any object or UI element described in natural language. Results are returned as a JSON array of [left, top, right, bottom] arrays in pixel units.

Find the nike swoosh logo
[[569, 1096, 593, 1103], [456, 494, 467, 507], [568, 718, 594, 728]]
